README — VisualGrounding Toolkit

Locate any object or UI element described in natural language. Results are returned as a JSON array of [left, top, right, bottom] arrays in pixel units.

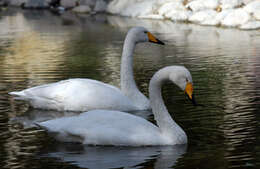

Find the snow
[[106, 0, 260, 30]]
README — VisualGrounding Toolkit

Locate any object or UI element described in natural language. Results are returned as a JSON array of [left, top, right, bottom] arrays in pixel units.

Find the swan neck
[[149, 68, 187, 143], [149, 69, 172, 129], [120, 34, 139, 95]]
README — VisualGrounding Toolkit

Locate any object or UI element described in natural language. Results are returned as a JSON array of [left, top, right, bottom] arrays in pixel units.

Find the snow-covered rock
[[138, 14, 164, 20], [189, 10, 219, 25], [244, 1, 260, 20], [215, 9, 232, 22], [72, 5, 91, 13], [157, 1, 190, 21], [158, 1, 185, 16], [242, 0, 255, 5], [125, 1, 154, 17], [221, 9, 250, 27], [221, 0, 243, 9], [240, 21, 260, 30], [186, 0, 219, 12], [106, 0, 260, 30], [167, 10, 192, 21]]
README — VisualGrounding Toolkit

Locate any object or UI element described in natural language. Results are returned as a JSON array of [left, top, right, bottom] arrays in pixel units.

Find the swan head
[[128, 27, 164, 45], [168, 66, 196, 105]]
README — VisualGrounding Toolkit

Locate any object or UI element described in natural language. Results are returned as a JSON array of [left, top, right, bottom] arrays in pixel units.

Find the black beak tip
[[149, 39, 165, 45], [157, 39, 165, 45], [187, 94, 197, 106]]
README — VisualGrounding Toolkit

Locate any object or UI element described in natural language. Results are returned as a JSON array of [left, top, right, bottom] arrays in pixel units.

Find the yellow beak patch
[[185, 82, 193, 100], [147, 32, 165, 45], [147, 32, 158, 43]]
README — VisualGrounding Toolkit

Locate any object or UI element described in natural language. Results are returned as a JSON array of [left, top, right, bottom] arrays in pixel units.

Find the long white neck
[[149, 67, 187, 144], [120, 33, 150, 109]]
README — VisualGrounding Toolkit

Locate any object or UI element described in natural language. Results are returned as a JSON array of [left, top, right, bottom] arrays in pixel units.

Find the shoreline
[[1, 0, 260, 30]]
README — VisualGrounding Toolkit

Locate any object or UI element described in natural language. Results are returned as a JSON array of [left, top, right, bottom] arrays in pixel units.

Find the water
[[0, 8, 259, 169]]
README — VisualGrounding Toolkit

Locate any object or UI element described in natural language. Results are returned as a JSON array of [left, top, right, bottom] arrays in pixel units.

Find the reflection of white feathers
[[37, 66, 193, 146], [47, 144, 186, 169]]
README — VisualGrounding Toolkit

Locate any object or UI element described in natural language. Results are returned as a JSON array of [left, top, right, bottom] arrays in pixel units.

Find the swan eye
[[186, 78, 189, 82], [144, 31, 148, 34]]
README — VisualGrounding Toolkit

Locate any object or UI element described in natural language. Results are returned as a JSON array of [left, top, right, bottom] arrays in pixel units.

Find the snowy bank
[[107, 0, 260, 30]]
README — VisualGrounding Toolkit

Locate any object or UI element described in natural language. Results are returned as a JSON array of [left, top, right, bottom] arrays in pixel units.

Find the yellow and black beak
[[185, 82, 197, 106], [147, 32, 165, 45]]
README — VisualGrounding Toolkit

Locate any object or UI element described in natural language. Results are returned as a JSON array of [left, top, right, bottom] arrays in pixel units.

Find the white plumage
[[10, 79, 137, 111], [38, 66, 195, 146]]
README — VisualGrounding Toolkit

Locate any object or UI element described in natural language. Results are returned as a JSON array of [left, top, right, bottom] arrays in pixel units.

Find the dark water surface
[[0, 8, 259, 169]]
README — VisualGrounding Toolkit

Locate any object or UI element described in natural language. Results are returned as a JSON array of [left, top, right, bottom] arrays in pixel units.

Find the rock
[[94, 0, 107, 12], [9, 0, 28, 6], [60, 0, 78, 8], [72, 5, 91, 13], [24, 0, 49, 9], [79, 0, 96, 8], [49, 0, 61, 8], [0, 0, 6, 6]]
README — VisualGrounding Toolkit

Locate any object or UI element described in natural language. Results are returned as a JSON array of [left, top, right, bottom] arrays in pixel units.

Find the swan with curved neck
[[9, 27, 164, 112], [38, 66, 196, 146]]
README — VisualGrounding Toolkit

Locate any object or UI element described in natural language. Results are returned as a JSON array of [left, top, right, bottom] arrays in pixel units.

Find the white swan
[[37, 66, 196, 146], [9, 27, 164, 112]]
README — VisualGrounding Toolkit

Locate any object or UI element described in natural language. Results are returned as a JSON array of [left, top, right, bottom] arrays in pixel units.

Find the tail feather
[[34, 122, 48, 130], [9, 91, 31, 101], [9, 91, 24, 96]]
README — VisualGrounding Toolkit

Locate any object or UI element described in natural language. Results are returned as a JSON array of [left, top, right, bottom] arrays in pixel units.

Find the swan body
[[10, 79, 137, 111], [9, 27, 164, 112], [38, 66, 196, 146]]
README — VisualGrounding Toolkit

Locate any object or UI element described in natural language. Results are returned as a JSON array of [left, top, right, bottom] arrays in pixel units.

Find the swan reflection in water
[[42, 143, 187, 169]]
